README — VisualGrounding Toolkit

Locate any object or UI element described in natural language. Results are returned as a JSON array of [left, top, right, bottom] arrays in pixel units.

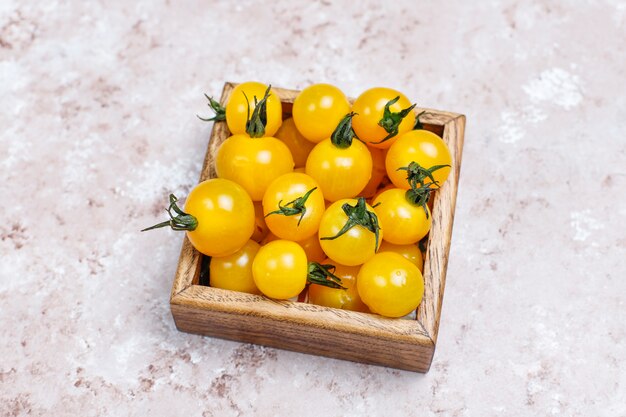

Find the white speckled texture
[[1, 1, 625, 415]]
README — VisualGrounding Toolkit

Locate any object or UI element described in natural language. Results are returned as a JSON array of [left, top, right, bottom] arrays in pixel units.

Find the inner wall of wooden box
[[191, 102, 445, 321]]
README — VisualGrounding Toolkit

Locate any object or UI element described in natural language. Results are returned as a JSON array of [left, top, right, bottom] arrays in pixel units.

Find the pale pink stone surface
[[1, 1, 625, 416]]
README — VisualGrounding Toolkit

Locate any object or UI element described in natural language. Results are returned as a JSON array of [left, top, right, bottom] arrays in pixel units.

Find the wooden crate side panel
[[171, 296, 435, 373], [418, 115, 466, 343]]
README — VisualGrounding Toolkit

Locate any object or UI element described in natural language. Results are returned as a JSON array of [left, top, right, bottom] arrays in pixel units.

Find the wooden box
[[170, 82, 465, 372]]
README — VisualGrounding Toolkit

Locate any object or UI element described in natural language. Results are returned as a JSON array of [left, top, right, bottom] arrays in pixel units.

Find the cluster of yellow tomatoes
[[145, 82, 452, 318]]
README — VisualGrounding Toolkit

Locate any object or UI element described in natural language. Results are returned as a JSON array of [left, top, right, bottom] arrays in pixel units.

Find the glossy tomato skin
[[378, 241, 424, 272], [262, 173, 325, 241], [373, 188, 431, 245], [251, 202, 269, 243], [210, 240, 261, 294], [352, 87, 416, 149], [184, 178, 255, 257], [318, 199, 383, 266], [308, 259, 369, 312], [305, 139, 372, 202], [360, 147, 387, 198], [386, 130, 452, 189], [297, 233, 326, 263], [252, 240, 308, 299], [357, 252, 424, 318], [261, 231, 325, 263], [275, 118, 316, 168], [225, 82, 283, 137], [292, 84, 351, 143], [215, 134, 294, 201]]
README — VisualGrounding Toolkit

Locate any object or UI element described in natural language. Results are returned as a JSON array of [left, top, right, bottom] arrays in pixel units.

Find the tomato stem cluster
[[141, 194, 198, 232], [330, 112, 358, 149], [320, 197, 381, 253], [374, 96, 417, 144], [397, 161, 449, 191], [307, 262, 345, 289], [397, 162, 450, 218], [198, 94, 226, 122], [244, 85, 272, 138], [264, 187, 318, 226]]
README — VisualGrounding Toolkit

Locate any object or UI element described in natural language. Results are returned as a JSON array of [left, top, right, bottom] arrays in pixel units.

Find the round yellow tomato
[[386, 130, 452, 189], [305, 138, 372, 202], [215, 134, 294, 201], [357, 252, 424, 317], [142, 179, 255, 257], [275, 118, 316, 168], [373, 188, 431, 245], [292, 83, 351, 143], [352, 87, 416, 149], [263, 173, 325, 241], [210, 240, 261, 294], [318, 198, 383, 266], [359, 148, 387, 198], [308, 259, 369, 312], [252, 240, 308, 299], [225, 82, 283, 137], [378, 241, 423, 272]]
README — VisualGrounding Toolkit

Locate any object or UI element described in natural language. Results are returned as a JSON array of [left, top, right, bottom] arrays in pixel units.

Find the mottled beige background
[[1, 1, 625, 416]]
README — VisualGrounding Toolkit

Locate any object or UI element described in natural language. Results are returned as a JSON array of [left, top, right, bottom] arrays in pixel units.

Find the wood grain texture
[[169, 83, 465, 372]]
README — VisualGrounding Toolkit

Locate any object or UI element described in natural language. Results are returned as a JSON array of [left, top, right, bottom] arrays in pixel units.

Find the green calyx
[[141, 194, 198, 232], [374, 96, 417, 144], [320, 197, 381, 253], [330, 112, 358, 149], [413, 110, 427, 130], [405, 183, 433, 219], [397, 161, 450, 218], [396, 161, 450, 191], [264, 187, 318, 226], [245, 85, 272, 138], [307, 262, 345, 289], [197, 94, 226, 122]]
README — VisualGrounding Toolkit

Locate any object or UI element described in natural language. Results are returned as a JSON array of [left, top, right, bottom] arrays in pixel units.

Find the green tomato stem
[[141, 194, 198, 232], [264, 187, 318, 226], [244, 85, 272, 138], [330, 112, 358, 149], [320, 197, 381, 253], [307, 262, 345, 289], [413, 110, 427, 130], [197, 94, 226, 122], [373, 96, 416, 144]]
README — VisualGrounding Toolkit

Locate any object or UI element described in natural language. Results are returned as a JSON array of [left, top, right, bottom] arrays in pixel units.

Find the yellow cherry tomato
[[275, 118, 316, 168], [215, 134, 294, 201], [378, 241, 423, 272], [360, 147, 387, 198], [297, 233, 326, 263], [225, 82, 283, 137], [373, 188, 431, 245], [318, 198, 383, 266], [308, 259, 369, 312], [292, 83, 351, 143], [386, 129, 452, 189], [305, 138, 372, 202], [210, 240, 261, 294], [357, 252, 424, 318], [352, 87, 416, 149], [183, 179, 255, 257], [251, 202, 269, 243], [263, 173, 325, 241], [252, 240, 308, 299]]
